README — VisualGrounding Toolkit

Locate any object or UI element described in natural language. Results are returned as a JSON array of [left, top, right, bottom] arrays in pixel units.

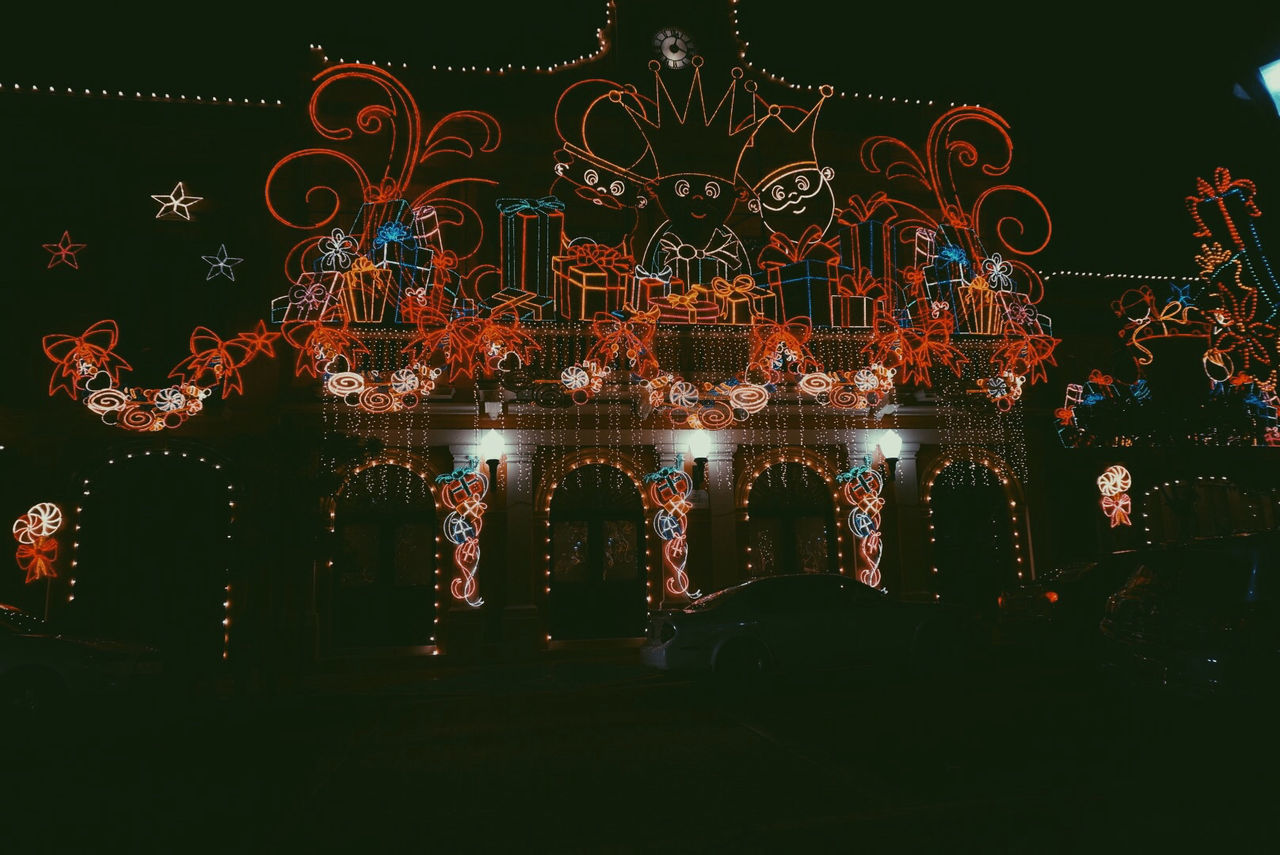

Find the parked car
[[996, 549, 1156, 657], [641, 573, 984, 680], [0, 603, 163, 717], [1099, 534, 1280, 695]]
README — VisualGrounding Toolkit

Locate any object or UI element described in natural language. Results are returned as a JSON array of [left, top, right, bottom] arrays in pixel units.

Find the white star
[[151, 181, 203, 220], [202, 244, 243, 281]]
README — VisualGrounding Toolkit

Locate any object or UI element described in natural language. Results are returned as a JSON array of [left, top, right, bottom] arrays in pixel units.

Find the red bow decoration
[[838, 192, 898, 226], [42, 320, 133, 399], [1086, 369, 1114, 386], [430, 249, 459, 288], [748, 315, 819, 377], [836, 268, 887, 300], [1187, 167, 1261, 241], [16, 536, 58, 583], [169, 322, 281, 398], [587, 309, 660, 379], [282, 307, 370, 378], [864, 308, 968, 387], [404, 309, 541, 383], [992, 331, 1060, 386], [1100, 493, 1131, 527], [756, 224, 838, 269]]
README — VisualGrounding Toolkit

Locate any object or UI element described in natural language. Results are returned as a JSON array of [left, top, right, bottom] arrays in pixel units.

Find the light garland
[[838, 456, 885, 589], [436, 457, 489, 608], [3, 82, 283, 106]]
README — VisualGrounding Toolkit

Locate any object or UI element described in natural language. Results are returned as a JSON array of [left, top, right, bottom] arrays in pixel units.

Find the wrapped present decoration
[[709, 275, 777, 325], [497, 196, 565, 298], [552, 242, 632, 321], [350, 197, 413, 253], [341, 257, 396, 324], [412, 204, 444, 253], [835, 196, 899, 285], [630, 264, 673, 311], [654, 232, 742, 287], [830, 293, 873, 328], [955, 276, 1004, 334], [271, 270, 343, 323], [653, 287, 719, 325], [485, 287, 555, 322], [450, 298, 479, 320], [754, 225, 842, 326]]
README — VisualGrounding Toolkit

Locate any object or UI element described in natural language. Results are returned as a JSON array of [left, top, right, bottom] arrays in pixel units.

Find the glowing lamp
[[479, 429, 505, 483], [877, 429, 902, 480]]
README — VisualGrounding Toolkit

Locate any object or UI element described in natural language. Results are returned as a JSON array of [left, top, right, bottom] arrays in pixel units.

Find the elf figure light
[[645, 454, 698, 599], [437, 457, 489, 608], [1097, 465, 1132, 528], [13, 502, 62, 583], [840, 455, 886, 589]]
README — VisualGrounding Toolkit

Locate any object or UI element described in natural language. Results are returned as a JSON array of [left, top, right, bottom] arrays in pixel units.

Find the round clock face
[[653, 27, 695, 69]]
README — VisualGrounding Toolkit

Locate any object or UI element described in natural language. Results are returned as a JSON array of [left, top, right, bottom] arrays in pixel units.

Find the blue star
[[1170, 283, 1193, 306], [202, 244, 243, 281]]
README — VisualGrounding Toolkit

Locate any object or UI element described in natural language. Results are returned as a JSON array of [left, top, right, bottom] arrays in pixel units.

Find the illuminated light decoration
[[747, 315, 819, 379], [435, 457, 488, 608], [839, 456, 885, 589], [1058, 169, 1279, 446], [644, 455, 699, 599], [586, 307, 662, 380], [317, 228, 360, 271], [13, 502, 63, 584], [9, 83, 284, 106], [860, 106, 1054, 395], [265, 63, 500, 285], [151, 181, 203, 220], [1097, 465, 1132, 528], [403, 304, 541, 385], [624, 59, 761, 288], [862, 299, 968, 387], [43, 320, 281, 432], [742, 87, 839, 241], [201, 244, 244, 281], [42, 230, 87, 269]]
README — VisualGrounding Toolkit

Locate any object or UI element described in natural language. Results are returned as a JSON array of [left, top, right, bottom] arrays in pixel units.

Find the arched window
[[747, 463, 836, 576], [548, 464, 646, 640], [332, 464, 436, 648]]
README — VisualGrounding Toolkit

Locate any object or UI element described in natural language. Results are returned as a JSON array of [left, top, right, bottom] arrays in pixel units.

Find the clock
[[653, 27, 695, 70]]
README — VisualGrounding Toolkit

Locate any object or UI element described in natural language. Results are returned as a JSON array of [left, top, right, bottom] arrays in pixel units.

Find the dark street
[[7, 647, 1274, 853]]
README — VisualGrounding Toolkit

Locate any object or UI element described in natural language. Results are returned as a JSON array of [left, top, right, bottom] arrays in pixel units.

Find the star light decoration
[[202, 244, 244, 281], [151, 181, 203, 220], [42, 231, 87, 269]]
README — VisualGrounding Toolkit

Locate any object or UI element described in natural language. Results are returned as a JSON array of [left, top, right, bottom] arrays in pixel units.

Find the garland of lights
[[643, 455, 698, 598], [436, 457, 489, 608], [13, 502, 62, 583], [838, 457, 885, 589]]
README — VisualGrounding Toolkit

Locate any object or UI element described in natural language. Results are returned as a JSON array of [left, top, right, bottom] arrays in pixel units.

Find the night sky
[[2, 1, 1278, 386]]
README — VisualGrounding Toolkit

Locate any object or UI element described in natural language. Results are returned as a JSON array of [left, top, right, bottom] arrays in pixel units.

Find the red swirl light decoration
[[1097, 465, 1132, 528], [265, 64, 501, 282], [645, 459, 697, 599]]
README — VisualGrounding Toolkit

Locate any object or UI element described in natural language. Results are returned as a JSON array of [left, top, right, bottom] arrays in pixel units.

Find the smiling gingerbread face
[[653, 172, 737, 247], [551, 148, 648, 246]]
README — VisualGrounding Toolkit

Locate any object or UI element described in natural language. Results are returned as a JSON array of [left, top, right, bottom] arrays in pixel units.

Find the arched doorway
[[331, 464, 437, 648], [548, 464, 646, 640], [746, 462, 837, 576], [929, 460, 1014, 611], [72, 452, 231, 669]]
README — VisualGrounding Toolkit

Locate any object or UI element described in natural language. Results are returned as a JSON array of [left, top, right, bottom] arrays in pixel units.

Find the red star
[[228, 320, 282, 362], [43, 231, 87, 269]]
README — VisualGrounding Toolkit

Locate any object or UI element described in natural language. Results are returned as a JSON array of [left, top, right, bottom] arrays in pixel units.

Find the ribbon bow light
[[42, 320, 133, 400], [657, 233, 740, 267], [635, 264, 673, 284], [496, 196, 566, 215], [839, 192, 898, 226], [756, 224, 836, 268], [709, 275, 759, 300]]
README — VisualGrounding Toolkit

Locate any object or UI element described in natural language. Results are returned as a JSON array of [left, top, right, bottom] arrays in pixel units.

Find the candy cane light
[[644, 455, 699, 599], [436, 457, 489, 607]]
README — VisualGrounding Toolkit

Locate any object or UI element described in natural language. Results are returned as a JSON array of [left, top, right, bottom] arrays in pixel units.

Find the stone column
[[502, 449, 540, 650], [892, 443, 928, 597]]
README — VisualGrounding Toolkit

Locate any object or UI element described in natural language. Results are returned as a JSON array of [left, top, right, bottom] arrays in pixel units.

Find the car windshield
[[686, 584, 748, 611]]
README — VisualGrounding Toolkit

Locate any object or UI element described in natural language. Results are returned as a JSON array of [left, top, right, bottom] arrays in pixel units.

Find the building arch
[[921, 448, 1030, 607], [324, 455, 443, 650]]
